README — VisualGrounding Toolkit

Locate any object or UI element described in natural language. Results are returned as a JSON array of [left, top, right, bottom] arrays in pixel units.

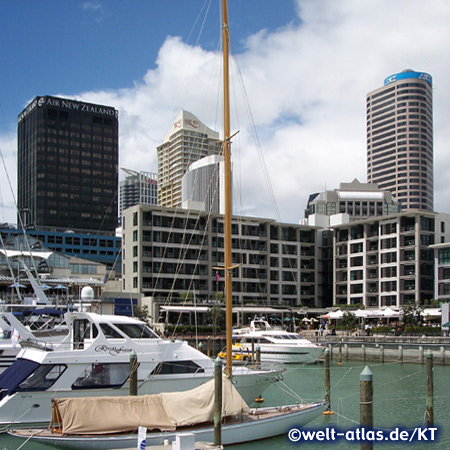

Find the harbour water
[[1, 360, 448, 449]]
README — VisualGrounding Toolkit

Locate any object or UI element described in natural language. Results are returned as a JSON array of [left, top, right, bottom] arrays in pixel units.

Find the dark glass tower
[[17, 96, 118, 233]]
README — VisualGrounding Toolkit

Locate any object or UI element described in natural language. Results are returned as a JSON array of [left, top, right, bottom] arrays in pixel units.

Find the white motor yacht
[[0, 311, 283, 429], [233, 319, 324, 364]]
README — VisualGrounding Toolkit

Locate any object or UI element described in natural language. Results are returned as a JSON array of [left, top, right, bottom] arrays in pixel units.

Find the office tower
[[157, 110, 222, 208], [181, 155, 225, 214], [366, 70, 433, 211], [17, 96, 119, 234], [119, 169, 158, 217]]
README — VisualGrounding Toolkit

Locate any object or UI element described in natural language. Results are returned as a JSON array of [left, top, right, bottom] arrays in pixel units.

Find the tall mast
[[222, 0, 233, 377]]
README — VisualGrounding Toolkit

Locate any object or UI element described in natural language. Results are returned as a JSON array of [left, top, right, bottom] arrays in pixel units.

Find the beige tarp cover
[[53, 378, 249, 435]]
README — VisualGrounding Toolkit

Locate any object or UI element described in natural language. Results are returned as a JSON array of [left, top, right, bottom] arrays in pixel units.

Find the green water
[[1, 361, 448, 449]]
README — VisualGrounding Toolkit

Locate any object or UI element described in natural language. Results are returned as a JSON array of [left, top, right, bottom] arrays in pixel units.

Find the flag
[[215, 271, 220, 283]]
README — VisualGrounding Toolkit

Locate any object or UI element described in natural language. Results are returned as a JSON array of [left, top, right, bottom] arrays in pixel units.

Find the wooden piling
[[419, 345, 424, 364], [323, 348, 333, 415], [338, 338, 343, 365], [255, 345, 261, 367], [425, 350, 434, 426], [360, 366, 373, 450], [129, 350, 138, 396], [380, 344, 384, 363], [214, 357, 222, 446], [398, 345, 403, 364], [361, 344, 366, 362]]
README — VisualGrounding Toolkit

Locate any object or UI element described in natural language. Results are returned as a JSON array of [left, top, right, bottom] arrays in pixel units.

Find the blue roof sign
[[384, 70, 432, 86]]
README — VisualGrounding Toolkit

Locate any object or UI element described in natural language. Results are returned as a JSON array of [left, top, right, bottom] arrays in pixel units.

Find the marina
[[1, 360, 448, 449]]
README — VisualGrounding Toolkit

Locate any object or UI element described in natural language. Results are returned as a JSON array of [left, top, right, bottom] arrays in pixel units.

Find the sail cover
[[52, 377, 249, 434]]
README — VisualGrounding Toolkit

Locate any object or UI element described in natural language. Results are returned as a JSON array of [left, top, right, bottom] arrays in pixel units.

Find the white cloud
[[2, 0, 450, 225]]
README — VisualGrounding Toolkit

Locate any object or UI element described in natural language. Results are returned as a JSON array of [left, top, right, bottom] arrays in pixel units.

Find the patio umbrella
[[443, 321, 450, 328], [8, 283, 26, 289], [54, 284, 69, 290]]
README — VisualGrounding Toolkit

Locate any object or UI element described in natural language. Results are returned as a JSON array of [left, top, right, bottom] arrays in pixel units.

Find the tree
[[340, 311, 358, 330], [401, 303, 423, 326], [207, 305, 225, 331], [133, 305, 150, 322]]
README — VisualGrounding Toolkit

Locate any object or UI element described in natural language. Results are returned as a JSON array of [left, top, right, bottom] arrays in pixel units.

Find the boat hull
[[9, 402, 327, 449], [257, 344, 324, 364], [0, 367, 282, 428]]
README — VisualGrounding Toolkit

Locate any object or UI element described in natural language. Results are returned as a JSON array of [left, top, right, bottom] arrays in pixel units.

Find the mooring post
[[344, 343, 349, 361], [361, 344, 366, 362], [338, 337, 343, 365], [398, 345, 403, 364], [129, 350, 138, 396], [360, 366, 373, 450], [419, 345, 424, 364], [251, 339, 255, 362], [323, 348, 333, 415], [425, 350, 434, 426], [380, 344, 384, 363], [207, 336, 211, 357], [255, 345, 261, 367], [214, 357, 222, 446]]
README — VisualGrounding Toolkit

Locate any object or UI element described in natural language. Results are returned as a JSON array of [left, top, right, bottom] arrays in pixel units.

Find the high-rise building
[[366, 70, 433, 212], [17, 96, 118, 234], [119, 169, 158, 217], [157, 110, 222, 208], [181, 155, 225, 214]]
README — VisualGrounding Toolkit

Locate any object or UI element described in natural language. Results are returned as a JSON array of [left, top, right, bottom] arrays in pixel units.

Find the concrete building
[[119, 169, 158, 217], [157, 110, 222, 208], [181, 155, 225, 214], [17, 96, 119, 233], [305, 179, 399, 222], [366, 70, 433, 211], [121, 205, 321, 309], [332, 211, 450, 308]]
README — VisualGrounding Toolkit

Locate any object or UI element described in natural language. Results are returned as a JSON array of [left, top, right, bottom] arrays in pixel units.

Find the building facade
[[157, 110, 222, 208], [119, 169, 158, 217], [332, 211, 448, 308], [17, 96, 119, 233], [305, 179, 399, 221], [366, 70, 433, 211], [181, 155, 225, 214], [122, 205, 320, 308]]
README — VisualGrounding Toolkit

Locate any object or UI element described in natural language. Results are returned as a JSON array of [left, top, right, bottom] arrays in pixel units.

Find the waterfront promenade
[[183, 330, 450, 365]]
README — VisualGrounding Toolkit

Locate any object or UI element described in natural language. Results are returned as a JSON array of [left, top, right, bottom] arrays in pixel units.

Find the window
[[72, 363, 130, 389], [19, 364, 67, 390], [151, 361, 204, 375]]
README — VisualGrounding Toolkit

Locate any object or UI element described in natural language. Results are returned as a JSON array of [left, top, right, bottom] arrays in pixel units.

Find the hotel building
[[157, 110, 222, 208]]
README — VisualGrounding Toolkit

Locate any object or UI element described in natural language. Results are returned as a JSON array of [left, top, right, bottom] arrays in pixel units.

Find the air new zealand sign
[[18, 96, 118, 122]]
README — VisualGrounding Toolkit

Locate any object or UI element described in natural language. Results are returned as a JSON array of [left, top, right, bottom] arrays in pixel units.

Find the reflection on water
[[1, 361, 448, 450]]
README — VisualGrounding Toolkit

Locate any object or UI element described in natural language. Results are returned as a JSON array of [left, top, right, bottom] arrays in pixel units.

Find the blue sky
[[1, 0, 450, 225]]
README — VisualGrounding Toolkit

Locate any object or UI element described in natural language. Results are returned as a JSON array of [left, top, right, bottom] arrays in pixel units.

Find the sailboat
[[7, 0, 327, 446]]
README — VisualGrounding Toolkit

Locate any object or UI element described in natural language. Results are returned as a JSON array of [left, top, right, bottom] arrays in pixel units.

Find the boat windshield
[[0, 358, 66, 399]]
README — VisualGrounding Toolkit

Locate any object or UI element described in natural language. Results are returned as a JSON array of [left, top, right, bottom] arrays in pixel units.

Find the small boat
[[233, 318, 324, 364], [218, 343, 252, 363], [8, 377, 327, 449]]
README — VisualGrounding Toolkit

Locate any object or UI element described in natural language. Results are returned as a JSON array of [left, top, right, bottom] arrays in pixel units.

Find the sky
[[1, 0, 450, 226]]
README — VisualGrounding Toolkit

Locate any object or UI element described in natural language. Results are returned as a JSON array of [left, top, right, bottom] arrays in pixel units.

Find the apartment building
[[121, 205, 320, 308], [332, 211, 443, 308]]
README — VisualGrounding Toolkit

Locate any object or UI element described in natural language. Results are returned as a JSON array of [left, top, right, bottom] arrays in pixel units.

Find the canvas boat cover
[[52, 377, 249, 435]]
